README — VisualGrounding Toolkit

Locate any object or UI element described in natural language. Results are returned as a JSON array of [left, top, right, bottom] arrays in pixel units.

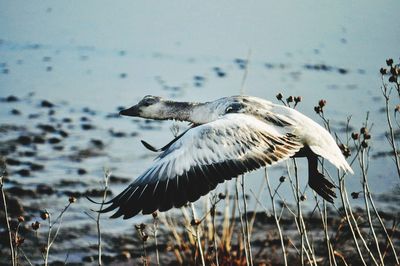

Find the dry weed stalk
[[85, 169, 111, 265], [0, 170, 15, 266]]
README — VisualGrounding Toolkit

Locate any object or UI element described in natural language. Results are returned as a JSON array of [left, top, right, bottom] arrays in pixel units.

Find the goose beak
[[119, 105, 140, 117]]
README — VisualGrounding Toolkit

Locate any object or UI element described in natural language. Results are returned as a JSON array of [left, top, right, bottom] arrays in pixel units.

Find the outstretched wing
[[102, 113, 303, 219]]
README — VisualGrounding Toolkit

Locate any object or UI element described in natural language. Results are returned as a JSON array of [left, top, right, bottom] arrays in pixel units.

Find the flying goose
[[100, 95, 353, 219]]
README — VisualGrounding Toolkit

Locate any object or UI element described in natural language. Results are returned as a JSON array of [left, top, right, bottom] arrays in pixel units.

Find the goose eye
[[225, 102, 244, 113], [142, 98, 155, 106]]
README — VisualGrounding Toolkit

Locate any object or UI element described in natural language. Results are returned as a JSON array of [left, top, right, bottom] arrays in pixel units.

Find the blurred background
[[0, 1, 399, 264]]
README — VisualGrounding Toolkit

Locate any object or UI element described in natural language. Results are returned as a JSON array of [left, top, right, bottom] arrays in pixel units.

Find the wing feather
[[102, 113, 303, 219]]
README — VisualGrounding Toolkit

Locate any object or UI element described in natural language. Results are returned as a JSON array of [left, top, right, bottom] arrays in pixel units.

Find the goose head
[[120, 95, 164, 119]]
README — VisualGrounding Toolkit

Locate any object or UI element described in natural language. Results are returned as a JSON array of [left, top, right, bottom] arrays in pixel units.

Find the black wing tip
[[86, 195, 105, 204], [141, 140, 160, 152]]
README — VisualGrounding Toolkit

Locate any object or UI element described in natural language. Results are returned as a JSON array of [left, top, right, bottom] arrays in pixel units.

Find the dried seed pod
[[360, 127, 367, 134], [190, 219, 201, 226], [294, 96, 302, 103], [361, 140, 368, 148], [351, 132, 359, 140], [31, 221, 40, 231], [40, 211, 49, 220], [318, 99, 326, 108], [389, 75, 397, 83]]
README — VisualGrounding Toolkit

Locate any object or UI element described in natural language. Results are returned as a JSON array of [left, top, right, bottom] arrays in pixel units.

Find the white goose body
[[100, 95, 353, 219]]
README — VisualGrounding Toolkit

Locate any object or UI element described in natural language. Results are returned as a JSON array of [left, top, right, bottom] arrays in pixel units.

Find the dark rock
[[48, 109, 55, 115], [11, 109, 21, 115], [109, 175, 130, 183], [5, 95, 19, 102], [32, 136, 45, 144], [81, 124, 94, 130], [85, 189, 112, 197], [36, 184, 54, 195], [6, 186, 36, 197], [58, 179, 86, 186], [62, 117, 72, 123], [20, 151, 36, 157], [17, 136, 32, 145], [77, 168, 87, 175], [6, 158, 21, 166], [0, 193, 24, 216], [82, 107, 96, 115], [28, 113, 41, 119], [109, 130, 126, 138], [48, 137, 61, 144], [90, 139, 104, 149], [41, 100, 54, 108], [37, 124, 56, 133], [16, 169, 31, 177], [53, 145, 64, 151], [28, 163, 44, 171], [58, 130, 69, 138], [63, 190, 81, 198]]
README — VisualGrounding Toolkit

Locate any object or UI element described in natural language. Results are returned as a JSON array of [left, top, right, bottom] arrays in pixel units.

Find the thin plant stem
[[264, 169, 288, 266], [241, 174, 253, 266], [0, 175, 15, 266], [382, 79, 400, 179], [359, 148, 385, 265], [343, 184, 379, 265], [44, 213, 52, 266], [96, 171, 110, 266], [366, 181, 399, 264], [338, 175, 367, 265], [19, 248, 33, 266], [190, 203, 205, 266], [153, 215, 160, 266], [43, 201, 72, 266], [235, 178, 249, 265], [286, 161, 314, 265], [211, 199, 219, 266]]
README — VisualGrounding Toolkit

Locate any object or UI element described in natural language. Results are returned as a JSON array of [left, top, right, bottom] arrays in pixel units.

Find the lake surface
[[0, 1, 399, 263]]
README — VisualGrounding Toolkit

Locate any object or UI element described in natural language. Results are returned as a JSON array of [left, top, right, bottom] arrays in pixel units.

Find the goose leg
[[307, 154, 336, 203], [293, 147, 336, 203]]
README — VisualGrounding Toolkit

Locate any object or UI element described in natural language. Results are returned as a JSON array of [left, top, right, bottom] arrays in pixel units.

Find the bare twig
[[241, 174, 253, 266], [0, 174, 15, 266], [264, 169, 288, 266]]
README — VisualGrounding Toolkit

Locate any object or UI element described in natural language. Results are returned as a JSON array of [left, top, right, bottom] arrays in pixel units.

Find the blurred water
[[0, 1, 399, 262]]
